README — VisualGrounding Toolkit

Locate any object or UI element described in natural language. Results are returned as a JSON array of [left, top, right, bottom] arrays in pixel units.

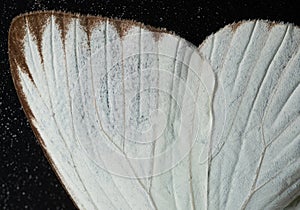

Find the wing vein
[[238, 25, 290, 210], [87, 23, 130, 209], [231, 21, 257, 92], [63, 18, 98, 209], [209, 35, 215, 61], [220, 22, 260, 210], [90, 22, 158, 210], [170, 37, 181, 210], [148, 38, 160, 194]]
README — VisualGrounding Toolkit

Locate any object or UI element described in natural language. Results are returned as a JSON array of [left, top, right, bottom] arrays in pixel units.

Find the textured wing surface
[[199, 20, 300, 210], [9, 11, 212, 209]]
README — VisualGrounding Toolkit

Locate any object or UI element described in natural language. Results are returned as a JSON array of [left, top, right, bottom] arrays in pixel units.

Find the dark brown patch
[[53, 12, 73, 45], [29, 11, 171, 41], [109, 19, 168, 41], [110, 19, 136, 38], [231, 21, 243, 32], [145, 25, 167, 41], [79, 15, 104, 45], [26, 13, 50, 63], [268, 21, 277, 30], [8, 15, 33, 82], [9, 16, 37, 126]]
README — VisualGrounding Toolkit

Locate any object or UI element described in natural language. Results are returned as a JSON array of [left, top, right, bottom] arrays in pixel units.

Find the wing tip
[[9, 12, 36, 126]]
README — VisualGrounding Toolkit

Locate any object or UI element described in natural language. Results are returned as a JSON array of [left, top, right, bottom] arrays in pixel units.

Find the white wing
[[9, 12, 300, 210], [9, 11, 213, 209], [199, 20, 300, 210]]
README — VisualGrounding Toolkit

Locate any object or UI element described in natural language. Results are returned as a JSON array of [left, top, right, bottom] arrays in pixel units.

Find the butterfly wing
[[199, 20, 300, 210], [9, 11, 213, 209]]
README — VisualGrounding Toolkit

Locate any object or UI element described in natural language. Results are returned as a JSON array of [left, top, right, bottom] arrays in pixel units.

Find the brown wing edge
[[8, 13, 82, 210], [8, 10, 178, 209], [10, 12, 300, 209]]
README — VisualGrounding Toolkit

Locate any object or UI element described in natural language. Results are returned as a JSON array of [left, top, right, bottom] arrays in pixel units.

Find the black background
[[1, 0, 299, 209]]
